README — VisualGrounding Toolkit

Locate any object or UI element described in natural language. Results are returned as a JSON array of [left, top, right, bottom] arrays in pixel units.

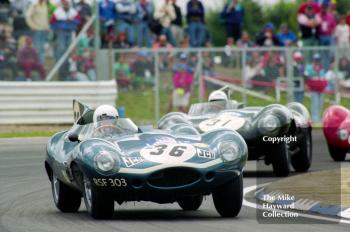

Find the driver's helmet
[[93, 105, 119, 135], [208, 90, 228, 102]]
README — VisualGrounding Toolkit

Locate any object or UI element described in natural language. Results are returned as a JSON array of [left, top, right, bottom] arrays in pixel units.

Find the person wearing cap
[[168, 53, 193, 113], [255, 23, 280, 47], [298, 3, 321, 47], [304, 53, 326, 122]]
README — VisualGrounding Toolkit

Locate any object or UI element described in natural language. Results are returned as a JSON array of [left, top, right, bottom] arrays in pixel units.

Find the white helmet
[[208, 90, 228, 102], [93, 105, 119, 127]]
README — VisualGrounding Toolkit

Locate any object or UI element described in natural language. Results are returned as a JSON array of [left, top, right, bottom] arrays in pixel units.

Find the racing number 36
[[150, 145, 187, 157]]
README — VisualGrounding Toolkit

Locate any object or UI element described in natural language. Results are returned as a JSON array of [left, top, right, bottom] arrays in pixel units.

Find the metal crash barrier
[[0, 81, 116, 124]]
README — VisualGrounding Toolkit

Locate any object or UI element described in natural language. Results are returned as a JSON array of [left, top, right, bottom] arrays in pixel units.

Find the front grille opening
[[148, 168, 200, 188]]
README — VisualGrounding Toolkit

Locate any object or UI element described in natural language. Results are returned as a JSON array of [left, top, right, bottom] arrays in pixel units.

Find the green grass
[[0, 131, 55, 138]]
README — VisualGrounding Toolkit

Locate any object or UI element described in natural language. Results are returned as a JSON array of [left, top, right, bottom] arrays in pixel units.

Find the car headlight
[[258, 114, 281, 134], [219, 141, 240, 163], [338, 129, 349, 141], [95, 151, 117, 172]]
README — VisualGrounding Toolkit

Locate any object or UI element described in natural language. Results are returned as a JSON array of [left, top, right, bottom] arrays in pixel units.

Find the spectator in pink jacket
[[17, 36, 46, 80], [168, 54, 193, 113], [319, 3, 336, 46]]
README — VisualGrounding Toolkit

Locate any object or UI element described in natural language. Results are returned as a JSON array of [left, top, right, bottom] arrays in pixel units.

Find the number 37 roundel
[[140, 143, 196, 164]]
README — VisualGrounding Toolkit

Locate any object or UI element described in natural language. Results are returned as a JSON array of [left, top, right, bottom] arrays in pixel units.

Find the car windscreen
[[188, 101, 228, 116], [69, 118, 139, 141]]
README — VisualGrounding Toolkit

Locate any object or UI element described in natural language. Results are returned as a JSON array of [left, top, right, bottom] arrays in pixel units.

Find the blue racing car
[[45, 100, 248, 219]]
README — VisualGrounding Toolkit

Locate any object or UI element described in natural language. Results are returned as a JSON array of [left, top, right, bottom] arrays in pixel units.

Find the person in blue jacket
[[220, 0, 245, 41], [186, 0, 205, 47]]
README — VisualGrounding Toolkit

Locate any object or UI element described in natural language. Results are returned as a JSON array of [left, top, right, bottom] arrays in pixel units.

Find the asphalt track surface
[[0, 130, 349, 232]]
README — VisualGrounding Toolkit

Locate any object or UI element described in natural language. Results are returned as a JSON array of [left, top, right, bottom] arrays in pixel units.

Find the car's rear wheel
[[51, 174, 81, 212], [271, 142, 290, 177], [82, 176, 114, 219], [291, 129, 312, 172], [177, 195, 203, 211], [212, 174, 243, 217], [328, 144, 347, 161]]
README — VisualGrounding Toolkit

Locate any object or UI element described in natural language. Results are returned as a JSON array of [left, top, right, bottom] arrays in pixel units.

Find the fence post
[[241, 49, 247, 105], [154, 51, 160, 122], [197, 50, 204, 102], [334, 46, 341, 105], [286, 47, 294, 103]]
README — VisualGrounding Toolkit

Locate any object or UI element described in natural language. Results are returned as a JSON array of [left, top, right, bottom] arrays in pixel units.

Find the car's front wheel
[[271, 142, 290, 177], [212, 175, 243, 217], [328, 144, 347, 161], [51, 174, 81, 212], [178, 195, 203, 211], [82, 176, 114, 219], [291, 129, 312, 172]]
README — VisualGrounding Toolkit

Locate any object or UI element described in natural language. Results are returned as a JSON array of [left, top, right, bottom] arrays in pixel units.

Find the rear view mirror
[[68, 133, 80, 143]]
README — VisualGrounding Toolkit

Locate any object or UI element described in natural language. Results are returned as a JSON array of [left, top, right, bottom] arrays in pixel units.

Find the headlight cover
[[95, 151, 118, 172], [219, 141, 240, 163], [258, 114, 281, 134], [338, 129, 349, 141]]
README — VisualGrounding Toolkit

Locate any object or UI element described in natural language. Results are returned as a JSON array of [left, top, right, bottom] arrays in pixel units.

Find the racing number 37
[[150, 145, 186, 157]]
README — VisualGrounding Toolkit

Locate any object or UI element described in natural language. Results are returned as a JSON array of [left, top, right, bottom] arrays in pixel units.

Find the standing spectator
[[74, 0, 92, 33], [298, 0, 321, 14], [187, 0, 205, 47], [335, 16, 349, 48], [236, 30, 254, 48], [99, 0, 116, 36], [277, 24, 297, 47], [0, 0, 10, 23], [255, 23, 280, 47], [136, 0, 154, 47], [168, 56, 194, 113], [114, 54, 132, 89], [171, 0, 183, 45], [319, 3, 336, 46], [25, 0, 50, 64], [220, 0, 245, 42], [115, 0, 136, 46], [223, 37, 236, 67], [154, 0, 176, 46], [298, 4, 321, 47], [11, 0, 32, 40], [17, 36, 46, 81], [304, 53, 327, 122], [50, 0, 80, 60]]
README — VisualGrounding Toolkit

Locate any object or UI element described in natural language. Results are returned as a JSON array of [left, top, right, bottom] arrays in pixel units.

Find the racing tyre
[[51, 174, 81, 212], [178, 195, 203, 211], [291, 129, 312, 172], [271, 142, 290, 177], [328, 144, 347, 162], [212, 175, 243, 218], [83, 177, 114, 219]]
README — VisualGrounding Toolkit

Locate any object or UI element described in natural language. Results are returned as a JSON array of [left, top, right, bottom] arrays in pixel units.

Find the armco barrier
[[0, 81, 117, 124]]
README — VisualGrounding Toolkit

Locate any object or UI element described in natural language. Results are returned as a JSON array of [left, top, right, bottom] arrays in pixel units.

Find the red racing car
[[323, 105, 350, 161]]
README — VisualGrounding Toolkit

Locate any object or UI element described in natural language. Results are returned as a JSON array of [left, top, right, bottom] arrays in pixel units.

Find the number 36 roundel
[[140, 143, 196, 164], [199, 115, 245, 132]]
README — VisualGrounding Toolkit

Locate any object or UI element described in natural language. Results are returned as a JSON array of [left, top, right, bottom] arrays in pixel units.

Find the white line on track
[[243, 183, 350, 224]]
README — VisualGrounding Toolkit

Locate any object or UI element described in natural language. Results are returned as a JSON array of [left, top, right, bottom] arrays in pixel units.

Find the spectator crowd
[[1, 0, 350, 121]]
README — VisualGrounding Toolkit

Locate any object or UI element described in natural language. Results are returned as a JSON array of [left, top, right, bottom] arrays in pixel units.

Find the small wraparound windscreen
[[188, 101, 228, 116], [69, 118, 139, 141]]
